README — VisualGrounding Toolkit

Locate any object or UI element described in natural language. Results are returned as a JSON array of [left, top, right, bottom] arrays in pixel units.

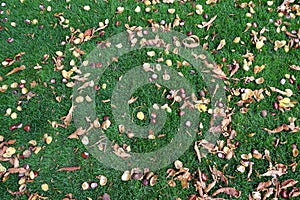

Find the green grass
[[1, 0, 299, 199]]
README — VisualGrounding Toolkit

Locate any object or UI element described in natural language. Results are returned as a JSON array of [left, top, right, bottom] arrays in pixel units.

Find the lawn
[[0, 0, 299, 199]]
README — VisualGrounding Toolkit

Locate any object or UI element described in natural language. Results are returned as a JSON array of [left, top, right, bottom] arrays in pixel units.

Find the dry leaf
[[198, 15, 217, 30], [194, 142, 202, 162], [8, 167, 27, 174], [289, 65, 300, 71], [274, 40, 286, 51], [230, 60, 240, 77], [253, 65, 265, 74], [113, 145, 131, 159], [260, 169, 286, 177], [216, 39, 226, 50], [289, 187, 300, 198], [256, 180, 272, 191], [212, 187, 241, 198], [281, 179, 298, 189], [255, 77, 264, 84], [263, 124, 288, 133], [84, 28, 93, 37], [57, 166, 81, 172], [68, 127, 86, 139], [128, 97, 138, 104], [61, 105, 75, 127], [6, 65, 26, 76]]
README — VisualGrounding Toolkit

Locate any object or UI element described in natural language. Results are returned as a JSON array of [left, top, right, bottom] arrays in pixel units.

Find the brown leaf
[[14, 52, 25, 60], [263, 188, 274, 199], [212, 67, 227, 80], [212, 187, 241, 198], [289, 188, 300, 198], [7, 167, 27, 174], [204, 180, 217, 193], [281, 179, 298, 189], [68, 127, 86, 139], [57, 166, 81, 172], [263, 124, 289, 134], [128, 97, 138, 104], [7, 140, 16, 145], [6, 65, 26, 76], [84, 28, 93, 37], [194, 142, 202, 162], [7, 188, 24, 196], [199, 15, 217, 30], [248, 193, 254, 200], [113, 144, 131, 159], [289, 65, 300, 71], [260, 169, 286, 177], [209, 166, 228, 185], [61, 105, 75, 127], [254, 65, 265, 74], [230, 60, 240, 77], [216, 39, 226, 50], [257, 180, 272, 191]]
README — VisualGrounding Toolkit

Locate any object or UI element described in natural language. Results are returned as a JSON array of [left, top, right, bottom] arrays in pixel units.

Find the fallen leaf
[[281, 179, 298, 189], [84, 28, 93, 37], [216, 39, 226, 50], [256, 180, 272, 191], [263, 124, 288, 133], [212, 187, 241, 198], [230, 60, 240, 77], [6, 65, 26, 76], [61, 105, 75, 127], [254, 65, 265, 74], [57, 166, 81, 172], [198, 15, 217, 30], [289, 65, 300, 71], [68, 127, 86, 139], [260, 169, 286, 177], [7, 167, 27, 174]]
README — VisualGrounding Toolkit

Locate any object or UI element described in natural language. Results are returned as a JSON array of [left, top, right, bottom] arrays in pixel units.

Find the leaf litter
[[1, 0, 300, 199]]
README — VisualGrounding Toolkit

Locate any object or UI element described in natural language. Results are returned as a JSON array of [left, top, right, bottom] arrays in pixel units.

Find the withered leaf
[[209, 166, 228, 186], [6, 65, 26, 76], [260, 169, 286, 177], [289, 65, 300, 71], [212, 187, 241, 198], [113, 144, 131, 159], [256, 180, 272, 191], [230, 60, 239, 77], [194, 141, 202, 162], [216, 39, 226, 50], [212, 67, 227, 80], [263, 124, 289, 134], [14, 52, 25, 60], [68, 127, 86, 139], [7, 188, 24, 196], [57, 166, 81, 172], [198, 15, 217, 30], [128, 97, 138, 104], [84, 28, 93, 37], [204, 180, 217, 193], [61, 105, 75, 127], [289, 188, 300, 198], [263, 188, 274, 199], [253, 65, 265, 74], [281, 179, 298, 189], [7, 167, 27, 174]]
